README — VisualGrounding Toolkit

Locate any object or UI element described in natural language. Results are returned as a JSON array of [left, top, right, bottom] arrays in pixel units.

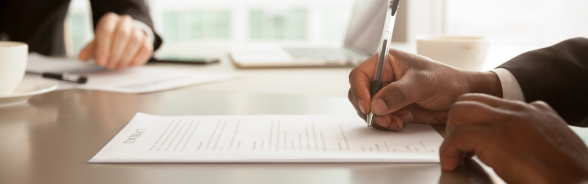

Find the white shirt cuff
[[491, 68, 526, 101], [132, 20, 155, 44]]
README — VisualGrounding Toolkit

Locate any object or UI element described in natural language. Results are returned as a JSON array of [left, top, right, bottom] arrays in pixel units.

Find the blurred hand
[[348, 49, 502, 131], [440, 93, 588, 183], [79, 12, 153, 70]]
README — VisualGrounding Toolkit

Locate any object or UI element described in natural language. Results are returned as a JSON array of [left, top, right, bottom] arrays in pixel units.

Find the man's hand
[[441, 93, 588, 183], [348, 49, 501, 131], [79, 12, 153, 70]]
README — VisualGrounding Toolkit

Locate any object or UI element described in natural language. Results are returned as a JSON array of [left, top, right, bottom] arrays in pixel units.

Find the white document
[[27, 53, 106, 74], [70, 67, 236, 93], [89, 113, 444, 163], [26, 53, 236, 93]]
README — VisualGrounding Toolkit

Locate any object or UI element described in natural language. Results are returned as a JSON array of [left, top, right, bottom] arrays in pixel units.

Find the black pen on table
[[367, 0, 401, 127], [27, 71, 88, 84]]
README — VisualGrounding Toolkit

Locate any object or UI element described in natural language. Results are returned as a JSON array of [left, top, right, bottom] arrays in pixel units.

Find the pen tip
[[367, 113, 373, 127]]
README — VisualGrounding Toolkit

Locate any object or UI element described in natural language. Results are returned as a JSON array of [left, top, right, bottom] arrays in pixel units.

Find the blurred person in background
[[0, 0, 163, 70]]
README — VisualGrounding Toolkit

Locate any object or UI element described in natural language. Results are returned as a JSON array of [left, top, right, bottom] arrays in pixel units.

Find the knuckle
[[101, 27, 115, 36], [509, 100, 529, 111], [349, 68, 360, 81], [105, 12, 119, 20], [456, 93, 471, 102], [448, 103, 462, 115], [121, 15, 133, 20], [457, 93, 478, 100], [450, 101, 475, 113], [447, 102, 470, 122], [528, 101, 559, 117], [448, 101, 494, 123], [349, 66, 357, 81], [117, 29, 131, 38], [530, 101, 551, 110], [132, 34, 143, 44]]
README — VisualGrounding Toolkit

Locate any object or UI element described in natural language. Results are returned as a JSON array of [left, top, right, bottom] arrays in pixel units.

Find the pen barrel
[[41, 73, 61, 79], [42, 72, 88, 84], [373, 1, 399, 81]]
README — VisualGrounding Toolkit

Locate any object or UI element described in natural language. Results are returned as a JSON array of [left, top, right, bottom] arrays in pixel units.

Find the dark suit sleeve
[[89, 0, 163, 50], [498, 37, 588, 127]]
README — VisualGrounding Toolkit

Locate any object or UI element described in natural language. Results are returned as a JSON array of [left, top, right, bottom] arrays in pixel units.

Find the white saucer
[[0, 79, 58, 108]]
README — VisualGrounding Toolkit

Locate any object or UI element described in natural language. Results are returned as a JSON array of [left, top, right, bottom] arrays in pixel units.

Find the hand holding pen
[[348, 0, 484, 131], [347, 0, 500, 131], [348, 52, 415, 132]]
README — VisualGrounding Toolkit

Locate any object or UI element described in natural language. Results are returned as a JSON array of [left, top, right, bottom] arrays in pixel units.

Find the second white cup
[[416, 35, 490, 71]]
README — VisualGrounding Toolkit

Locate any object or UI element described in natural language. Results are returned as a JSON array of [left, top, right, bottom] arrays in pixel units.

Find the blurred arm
[[89, 0, 162, 50]]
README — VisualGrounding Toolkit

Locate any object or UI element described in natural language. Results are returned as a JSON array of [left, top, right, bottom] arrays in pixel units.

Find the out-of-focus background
[[64, 0, 588, 63]]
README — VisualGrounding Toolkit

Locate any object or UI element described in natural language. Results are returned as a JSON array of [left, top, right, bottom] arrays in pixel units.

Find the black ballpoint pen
[[41, 72, 88, 84], [367, 0, 400, 127]]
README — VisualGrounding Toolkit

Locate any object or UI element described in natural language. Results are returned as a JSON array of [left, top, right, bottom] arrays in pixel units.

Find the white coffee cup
[[0, 41, 28, 96], [416, 35, 490, 71]]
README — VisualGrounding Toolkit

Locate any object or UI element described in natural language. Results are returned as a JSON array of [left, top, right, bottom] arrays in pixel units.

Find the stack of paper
[[90, 113, 444, 163]]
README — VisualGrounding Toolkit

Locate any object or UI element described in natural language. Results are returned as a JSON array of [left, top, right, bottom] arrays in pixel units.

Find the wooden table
[[0, 52, 505, 183]]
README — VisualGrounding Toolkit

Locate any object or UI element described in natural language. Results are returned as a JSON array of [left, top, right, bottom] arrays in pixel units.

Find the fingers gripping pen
[[367, 0, 400, 127]]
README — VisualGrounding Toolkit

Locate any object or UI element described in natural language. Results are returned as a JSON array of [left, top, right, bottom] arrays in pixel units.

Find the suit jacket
[[0, 0, 162, 56], [499, 37, 588, 127]]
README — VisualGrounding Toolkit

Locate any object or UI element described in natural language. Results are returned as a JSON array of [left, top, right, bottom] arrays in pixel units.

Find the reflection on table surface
[[0, 87, 501, 184]]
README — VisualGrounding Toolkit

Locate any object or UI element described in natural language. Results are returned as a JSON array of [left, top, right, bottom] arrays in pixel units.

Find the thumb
[[78, 39, 96, 62], [370, 73, 424, 115]]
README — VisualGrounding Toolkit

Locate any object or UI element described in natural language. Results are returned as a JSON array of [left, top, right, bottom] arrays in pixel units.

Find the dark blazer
[[499, 37, 588, 127], [0, 0, 162, 56]]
